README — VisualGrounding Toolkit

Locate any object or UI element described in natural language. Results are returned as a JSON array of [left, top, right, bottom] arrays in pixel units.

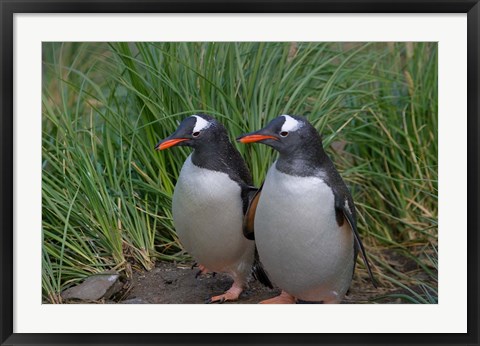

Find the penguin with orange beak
[[156, 114, 271, 303], [238, 115, 376, 303]]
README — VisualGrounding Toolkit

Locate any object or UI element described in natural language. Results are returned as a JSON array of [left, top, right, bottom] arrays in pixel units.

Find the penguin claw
[[205, 296, 226, 304], [196, 270, 217, 279]]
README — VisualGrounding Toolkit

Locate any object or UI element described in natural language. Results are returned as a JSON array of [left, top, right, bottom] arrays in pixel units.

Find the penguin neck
[[190, 138, 254, 188], [190, 136, 243, 175], [191, 138, 231, 167], [275, 145, 328, 177]]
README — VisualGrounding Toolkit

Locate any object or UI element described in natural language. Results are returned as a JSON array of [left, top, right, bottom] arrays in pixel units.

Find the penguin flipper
[[242, 183, 263, 240], [335, 197, 377, 288], [241, 184, 272, 288], [251, 246, 274, 288]]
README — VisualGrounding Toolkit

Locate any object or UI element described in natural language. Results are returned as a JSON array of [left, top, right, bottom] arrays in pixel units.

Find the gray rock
[[61, 272, 122, 301]]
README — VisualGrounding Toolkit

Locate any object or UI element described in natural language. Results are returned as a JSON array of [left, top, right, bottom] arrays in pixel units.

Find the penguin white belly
[[255, 163, 354, 302], [172, 155, 254, 279]]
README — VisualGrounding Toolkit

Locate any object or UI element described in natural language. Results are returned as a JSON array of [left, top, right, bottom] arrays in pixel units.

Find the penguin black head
[[237, 115, 323, 156], [155, 114, 227, 151]]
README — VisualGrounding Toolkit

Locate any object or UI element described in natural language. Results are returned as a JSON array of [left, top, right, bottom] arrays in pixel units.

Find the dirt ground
[[114, 261, 385, 304]]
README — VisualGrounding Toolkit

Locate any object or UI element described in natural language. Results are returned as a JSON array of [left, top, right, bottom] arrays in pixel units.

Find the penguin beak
[[237, 130, 278, 144], [155, 136, 189, 150], [156, 116, 201, 150]]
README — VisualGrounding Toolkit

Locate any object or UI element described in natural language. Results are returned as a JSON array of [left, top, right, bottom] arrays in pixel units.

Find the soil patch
[[115, 261, 392, 304]]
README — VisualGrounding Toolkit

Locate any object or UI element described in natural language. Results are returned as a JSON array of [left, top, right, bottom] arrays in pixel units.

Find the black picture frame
[[1, 1, 478, 345]]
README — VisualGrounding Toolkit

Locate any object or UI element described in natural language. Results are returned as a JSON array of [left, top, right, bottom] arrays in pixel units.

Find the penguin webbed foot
[[205, 296, 226, 304], [204, 281, 243, 304], [259, 290, 296, 304], [194, 264, 216, 279]]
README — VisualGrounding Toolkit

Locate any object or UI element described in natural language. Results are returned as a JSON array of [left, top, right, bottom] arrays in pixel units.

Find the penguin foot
[[195, 264, 216, 278], [259, 291, 296, 304], [205, 282, 243, 304]]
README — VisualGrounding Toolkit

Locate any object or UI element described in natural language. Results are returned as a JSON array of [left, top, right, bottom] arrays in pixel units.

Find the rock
[[61, 272, 122, 301]]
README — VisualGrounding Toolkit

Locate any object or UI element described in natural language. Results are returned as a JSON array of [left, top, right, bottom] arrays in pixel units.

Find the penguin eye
[[192, 131, 200, 137], [280, 131, 289, 137]]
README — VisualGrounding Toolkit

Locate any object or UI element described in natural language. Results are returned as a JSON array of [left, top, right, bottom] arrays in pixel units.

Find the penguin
[[237, 114, 376, 304], [155, 114, 271, 303]]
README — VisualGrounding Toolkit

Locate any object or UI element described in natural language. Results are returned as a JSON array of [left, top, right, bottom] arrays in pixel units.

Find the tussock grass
[[42, 42, 437, 303]]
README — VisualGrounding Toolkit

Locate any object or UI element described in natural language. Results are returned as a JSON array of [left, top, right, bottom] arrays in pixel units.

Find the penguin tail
[[251, 246, 274, 289]]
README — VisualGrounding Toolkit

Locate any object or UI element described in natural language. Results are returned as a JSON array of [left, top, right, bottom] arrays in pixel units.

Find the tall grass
[[42, 42, 438, 303]]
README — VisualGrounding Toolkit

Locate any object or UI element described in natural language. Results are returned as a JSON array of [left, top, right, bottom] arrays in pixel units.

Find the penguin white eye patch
[[281, 114, 303, 132], [192, 115, 212, 133]]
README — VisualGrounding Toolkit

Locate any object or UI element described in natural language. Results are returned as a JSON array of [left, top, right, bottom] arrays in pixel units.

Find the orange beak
[[155, 138, 189, 150], [238, 134, 278, 144]]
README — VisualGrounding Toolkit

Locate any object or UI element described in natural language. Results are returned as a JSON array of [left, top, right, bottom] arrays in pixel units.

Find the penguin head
[[155, 114, 226, 150], [237, 114, 322, 155]]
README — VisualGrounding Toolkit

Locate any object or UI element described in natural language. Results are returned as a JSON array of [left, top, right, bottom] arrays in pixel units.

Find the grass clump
[[42, 42, 437, 303]]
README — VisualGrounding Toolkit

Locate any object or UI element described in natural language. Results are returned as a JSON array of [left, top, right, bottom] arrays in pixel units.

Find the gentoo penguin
[[237, 114, 376, 304], [155, 114, 271, 303]]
